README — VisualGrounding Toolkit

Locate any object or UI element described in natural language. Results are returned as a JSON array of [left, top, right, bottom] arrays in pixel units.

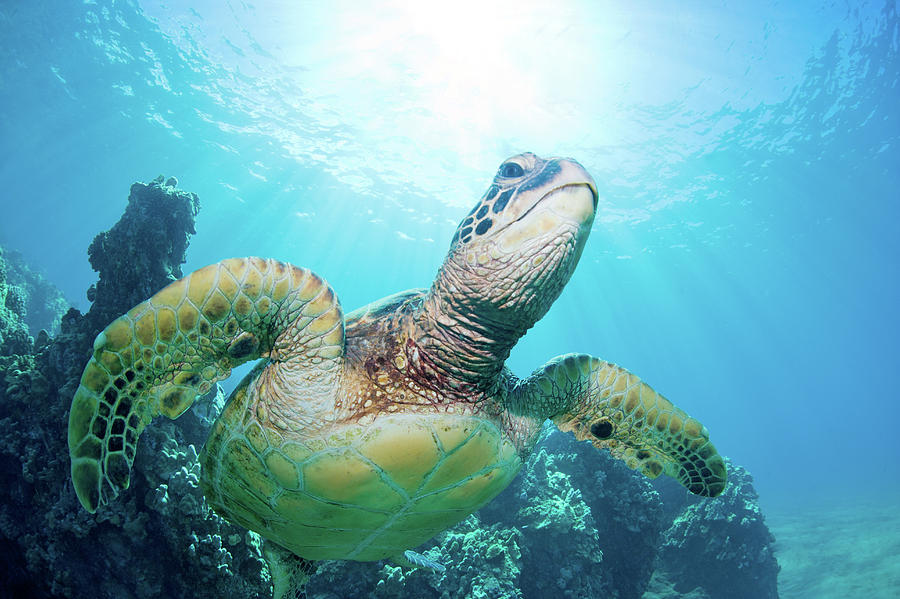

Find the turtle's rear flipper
[[393, 549, 446, 572], [68, 257, 345, 512], [263, 540, 318, 599]]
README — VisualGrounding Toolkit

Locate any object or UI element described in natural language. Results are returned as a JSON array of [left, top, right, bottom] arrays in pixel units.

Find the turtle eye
[[499, 162, 525, 178], [590, 419, 614, 440]]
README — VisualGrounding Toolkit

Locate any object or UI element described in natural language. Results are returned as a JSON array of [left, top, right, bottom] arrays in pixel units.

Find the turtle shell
[[200, 373, 522, 561]]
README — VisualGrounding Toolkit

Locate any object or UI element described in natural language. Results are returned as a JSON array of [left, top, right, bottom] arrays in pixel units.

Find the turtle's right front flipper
[[513, 353, 726, 497], [68, 257, 344, 512]]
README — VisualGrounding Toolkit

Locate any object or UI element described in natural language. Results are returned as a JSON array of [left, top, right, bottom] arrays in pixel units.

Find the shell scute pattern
[[420, 425, 497, 493], [203, 409, 521, 561], [264, 450, 300, 490], [274, 492, 391, 530], [302, 449, 406, 511], [357, 420, 440, 494]]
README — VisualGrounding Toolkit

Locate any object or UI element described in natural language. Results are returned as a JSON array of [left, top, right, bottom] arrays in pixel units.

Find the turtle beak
[[548, 158, 598, 218], [521, 159, 597, 233], [575, 164, 599, 211], [560, 157, 597, 211]]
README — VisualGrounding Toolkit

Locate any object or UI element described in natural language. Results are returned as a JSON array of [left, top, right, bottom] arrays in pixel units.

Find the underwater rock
[[1, 246, 69, 336], [477, 429, 664, 599], [85, 176, 199, 331], [0, 248, 34, 356], [651, 459, 780, 599], [498, 444, 605, 598], [307, 515, 523, 599], [427, 517, 523, 599], [0, 177, 268, 599]]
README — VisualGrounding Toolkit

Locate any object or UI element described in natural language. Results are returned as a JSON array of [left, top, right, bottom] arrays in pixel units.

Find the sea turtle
[[68, 153, 726, 597]]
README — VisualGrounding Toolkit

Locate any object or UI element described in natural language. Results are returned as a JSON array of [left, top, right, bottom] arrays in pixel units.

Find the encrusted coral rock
[[476, 428, 664, 599], [0, 178, 269, 599], [505, 445, 605, 598], [653, 459, 780, 599], [1, 246, 69, 336], [0, 248, 34, 356], [85, 177, 199, 329], [307, 515, 523, 599]]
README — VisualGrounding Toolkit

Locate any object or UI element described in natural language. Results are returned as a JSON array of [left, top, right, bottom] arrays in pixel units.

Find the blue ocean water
[[1, 0, 897, 541]]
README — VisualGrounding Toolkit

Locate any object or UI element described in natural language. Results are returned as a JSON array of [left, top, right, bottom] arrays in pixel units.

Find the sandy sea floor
[[769, 497, 900, 599]]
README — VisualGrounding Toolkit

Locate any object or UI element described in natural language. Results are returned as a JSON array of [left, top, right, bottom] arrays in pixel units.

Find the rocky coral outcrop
[[0, 177, 268, 599], [0, 249, 34, 356], [85, 175, 199, 331], [307, 515, 523, 599], [1, 246, 69, 336], [477, 430, 665, 599], [472, 439, 608, 598], [651, 460, 780, 599]]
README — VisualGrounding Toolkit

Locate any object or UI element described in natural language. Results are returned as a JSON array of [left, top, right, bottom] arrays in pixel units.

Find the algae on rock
[[307, 514, 523, 599], [84, 175, 200, 330]]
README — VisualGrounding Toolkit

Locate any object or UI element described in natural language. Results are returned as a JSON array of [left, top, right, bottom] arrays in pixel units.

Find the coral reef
[[0, 248, 34, 356], [1, 246, 69, 336], [0, 175, 780, 599], [516, 431, 664, 599], [651, 460, 780, 599], [85, 175, 199, 331], [430, 519, 523, 599], [308, 516, 524, 599], [0, 177, 268, 599], [509, 446, 604, 599]]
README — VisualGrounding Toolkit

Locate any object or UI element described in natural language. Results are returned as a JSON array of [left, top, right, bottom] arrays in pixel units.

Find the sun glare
[[388, 2, 538, 131], [282, 0, 618, 203], [141, 0, 626, 207]]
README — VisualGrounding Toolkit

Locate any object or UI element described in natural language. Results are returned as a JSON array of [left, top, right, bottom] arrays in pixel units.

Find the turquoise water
[[1, 0, 898, 571]]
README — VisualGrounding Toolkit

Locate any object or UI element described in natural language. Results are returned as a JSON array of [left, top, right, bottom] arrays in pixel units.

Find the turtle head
[[434, 153, 598, 339]]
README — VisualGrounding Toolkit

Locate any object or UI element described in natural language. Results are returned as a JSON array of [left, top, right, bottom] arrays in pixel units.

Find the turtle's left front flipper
[[68, 257, 344, 512], [513, 353, 726, 496]]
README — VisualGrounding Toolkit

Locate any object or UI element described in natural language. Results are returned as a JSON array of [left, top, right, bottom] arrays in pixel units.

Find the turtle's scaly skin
[[69, 153, 726, 594]]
